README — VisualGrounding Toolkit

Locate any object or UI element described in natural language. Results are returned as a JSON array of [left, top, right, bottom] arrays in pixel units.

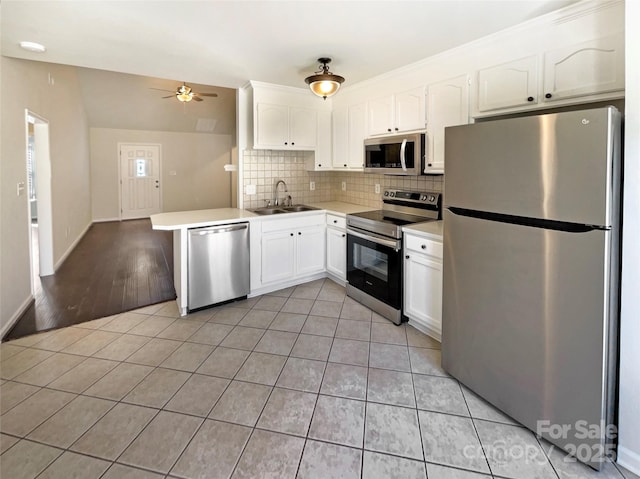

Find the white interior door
[[120, 144, 161, 219]]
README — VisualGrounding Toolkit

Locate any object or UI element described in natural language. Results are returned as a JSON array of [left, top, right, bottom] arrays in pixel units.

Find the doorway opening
[[26, 110, 54, 291]]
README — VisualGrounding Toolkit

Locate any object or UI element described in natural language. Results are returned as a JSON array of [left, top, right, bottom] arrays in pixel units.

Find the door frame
[[25, 110, 54, 279], [117, 142, 163, 220]]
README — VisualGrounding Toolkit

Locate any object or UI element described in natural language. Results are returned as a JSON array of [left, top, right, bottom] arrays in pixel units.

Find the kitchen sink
[[249, 205, 319, 215]]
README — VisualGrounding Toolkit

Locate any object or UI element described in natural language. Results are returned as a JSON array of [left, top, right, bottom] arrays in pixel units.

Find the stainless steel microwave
[[364, 133, 425, 175]]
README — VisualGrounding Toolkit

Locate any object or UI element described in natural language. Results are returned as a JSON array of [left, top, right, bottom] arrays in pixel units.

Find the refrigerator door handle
[[447, 207, 606, 233]]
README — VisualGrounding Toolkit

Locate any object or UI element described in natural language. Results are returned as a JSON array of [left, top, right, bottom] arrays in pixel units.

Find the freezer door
[[444, 107, 620, 227], [442, 210, 616, 468]]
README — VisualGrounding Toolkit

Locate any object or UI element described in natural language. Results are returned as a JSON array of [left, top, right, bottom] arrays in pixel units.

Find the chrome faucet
[[273, 180, 288, 206]]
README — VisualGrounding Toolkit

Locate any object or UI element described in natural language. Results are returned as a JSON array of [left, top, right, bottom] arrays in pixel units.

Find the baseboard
[[92, 217, 120, 223], [617, 445, 640, 477], [54, 221, 92, 271], [248, 272, 327, 298], [1, 295, 34, 340]]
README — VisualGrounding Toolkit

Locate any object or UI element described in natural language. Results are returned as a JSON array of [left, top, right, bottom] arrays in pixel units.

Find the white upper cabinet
[[542, 33, 625, 102], [331, 103, 366, 170], [368, 87, 425, 136], [425, 75, 469, 175], [256, 103, 317, 150], [477, 56, 538, 112]]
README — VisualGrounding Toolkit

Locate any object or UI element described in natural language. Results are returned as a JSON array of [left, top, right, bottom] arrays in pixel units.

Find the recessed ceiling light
[[20, 41, 46, 53]]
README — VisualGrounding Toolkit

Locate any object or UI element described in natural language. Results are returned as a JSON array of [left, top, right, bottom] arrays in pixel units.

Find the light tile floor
[[1, 278, 638, 479]]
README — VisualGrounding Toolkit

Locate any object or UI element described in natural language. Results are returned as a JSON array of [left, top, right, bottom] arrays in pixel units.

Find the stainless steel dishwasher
[[187, 222, 250, 311]]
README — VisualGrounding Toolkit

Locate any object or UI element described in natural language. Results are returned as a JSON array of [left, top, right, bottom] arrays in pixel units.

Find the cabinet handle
[[333, 220, 338, 224], [527, 96, 534, 102], [342, 234, 346, 238], [298, 232, 302, 235], [405, 255, 410, 259], [545, 93, 552, 99], [318, 164, 322, 167], [284, 142, 288, 145], [387, 128, 392, 132], [427, 163, 432, 167], [421, 244, 427, 250], [344, 164, 347, 167], [292, 142, 295, 145], [290, 233, 294, 236], [394, 127, 399, 131]]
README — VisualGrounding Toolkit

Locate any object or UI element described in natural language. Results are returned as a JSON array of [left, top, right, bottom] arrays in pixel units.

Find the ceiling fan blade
[[150, 87, 176, 93], [192, 96, 204, 102], [161, 95, 174, 99], [195, 92, 218, 97]]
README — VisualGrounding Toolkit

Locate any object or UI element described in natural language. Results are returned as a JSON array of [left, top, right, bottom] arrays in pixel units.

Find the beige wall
[[1, 58, 92, 334], [91, 128, 233, 220]]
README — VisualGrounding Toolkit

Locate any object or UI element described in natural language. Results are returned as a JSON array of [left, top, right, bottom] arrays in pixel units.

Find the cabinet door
[[404, 252, 443, 340], [296, 225, 326, 276], [543, 33, 624, 102], [348, 103, 367, 169], [368, 95, 394, 136], [326, 227, 346, 280], [256, 103, 289, 148], [477, 56, 538, 112], [425, 75, 469, 174], [332, 106, 349, 169], [395, 87, 425, 133], [261, 231, 295, 284], [289, 107, 317, 149]]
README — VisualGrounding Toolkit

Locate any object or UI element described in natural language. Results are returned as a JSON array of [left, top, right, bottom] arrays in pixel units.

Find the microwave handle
[[400, 139, 407, 171]]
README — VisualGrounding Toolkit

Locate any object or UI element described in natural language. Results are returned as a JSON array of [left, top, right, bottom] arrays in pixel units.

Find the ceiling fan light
[[176, 92, 193, 102], [305, 58, 345, 100]]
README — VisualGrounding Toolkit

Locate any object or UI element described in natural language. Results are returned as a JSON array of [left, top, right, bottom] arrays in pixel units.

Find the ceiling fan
[[151, 83, 218, 102]]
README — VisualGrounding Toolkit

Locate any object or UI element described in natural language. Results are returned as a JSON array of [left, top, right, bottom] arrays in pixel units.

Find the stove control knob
[[429, 195, 436, 202], [421, 195, 427, 201], [389, 192, 395, 197], [383, 191, 389, 196]]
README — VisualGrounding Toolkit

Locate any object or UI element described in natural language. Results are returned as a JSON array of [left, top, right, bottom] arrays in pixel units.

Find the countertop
[[150, 208, 258, 230], [402, 220, 444, 240], [306, 201, 375, 216], [150, 202, 375, 230]]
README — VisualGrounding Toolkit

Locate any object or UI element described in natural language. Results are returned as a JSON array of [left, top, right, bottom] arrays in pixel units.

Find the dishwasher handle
[[191, 223, 249, 236]]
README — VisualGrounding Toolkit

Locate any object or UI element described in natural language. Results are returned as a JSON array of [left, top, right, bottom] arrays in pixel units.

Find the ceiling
[[2, 0, 579, 91]]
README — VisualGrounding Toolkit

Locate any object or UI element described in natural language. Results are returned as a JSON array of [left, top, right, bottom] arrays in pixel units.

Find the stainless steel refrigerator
[[442, 106, 622, 470]]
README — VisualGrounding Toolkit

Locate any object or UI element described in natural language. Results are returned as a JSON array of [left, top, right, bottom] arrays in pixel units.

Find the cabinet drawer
[[326, 214, 346, 229], [405, 235, 443, 258], [262, 214, 324, 233]]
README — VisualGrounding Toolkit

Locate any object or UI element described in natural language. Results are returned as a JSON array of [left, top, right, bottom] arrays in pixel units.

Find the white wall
[[617, 0, 640, 474], [0, 58, 92, 335], [90, 128, 233, 220]]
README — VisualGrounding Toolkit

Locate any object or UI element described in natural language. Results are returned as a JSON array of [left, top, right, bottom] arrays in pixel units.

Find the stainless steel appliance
[[364, 133, 425, 175], [347, 190, 441, 324], [442, 106, 622, 470], [187, 222, 250, 311]]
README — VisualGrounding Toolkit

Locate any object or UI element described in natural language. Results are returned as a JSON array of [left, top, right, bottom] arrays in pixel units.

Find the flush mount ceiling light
[[19, 41, 46, 53], [305, 58, 345, 100]]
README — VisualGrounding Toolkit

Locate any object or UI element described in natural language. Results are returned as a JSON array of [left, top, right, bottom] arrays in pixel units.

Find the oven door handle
[[400, 139, 408, 171], [347, 228, 401, 251]]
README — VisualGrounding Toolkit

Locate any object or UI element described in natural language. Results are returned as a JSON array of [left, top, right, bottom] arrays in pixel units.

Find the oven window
[[353, 243, 388, 282]]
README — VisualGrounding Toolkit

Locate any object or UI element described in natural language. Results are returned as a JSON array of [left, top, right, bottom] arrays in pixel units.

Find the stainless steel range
[[346, 190, 442, 325]]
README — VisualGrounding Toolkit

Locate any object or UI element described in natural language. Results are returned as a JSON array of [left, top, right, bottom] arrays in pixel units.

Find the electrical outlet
[[310, 181, 315, 191], [245, 184, 257, 195], [375, 184, 381, 194], [341, 181, 346, 191]]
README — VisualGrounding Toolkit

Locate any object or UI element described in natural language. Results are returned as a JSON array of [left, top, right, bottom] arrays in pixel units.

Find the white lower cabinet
[[326, 214, 347, 281], [403, 233, 443, 340], [259, 214, 326, 289]]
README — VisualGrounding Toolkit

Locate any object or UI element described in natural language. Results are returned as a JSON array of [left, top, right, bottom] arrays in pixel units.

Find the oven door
[[346, 228, 403, 309]]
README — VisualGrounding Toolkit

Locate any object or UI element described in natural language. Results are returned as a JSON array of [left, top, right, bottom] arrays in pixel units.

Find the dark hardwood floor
[[4, 219, 175, 340]]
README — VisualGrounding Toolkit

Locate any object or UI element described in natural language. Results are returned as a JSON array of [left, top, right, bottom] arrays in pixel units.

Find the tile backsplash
[[242, 149, 444, 209]]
